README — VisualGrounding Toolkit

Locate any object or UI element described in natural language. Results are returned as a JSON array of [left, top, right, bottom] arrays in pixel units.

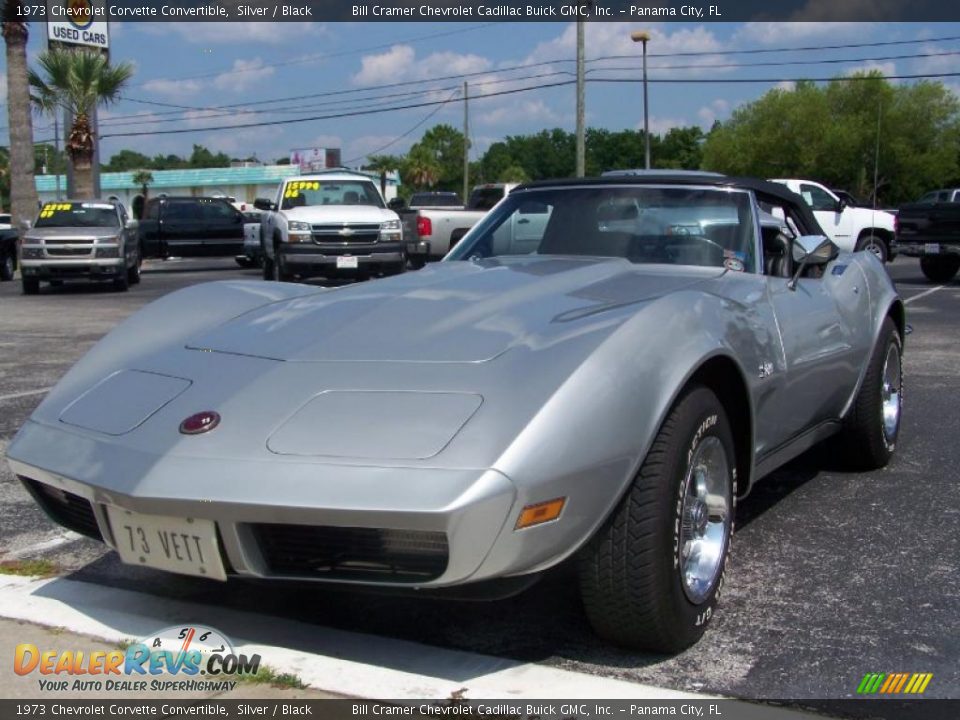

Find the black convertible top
[[516, 173, 824, 235]]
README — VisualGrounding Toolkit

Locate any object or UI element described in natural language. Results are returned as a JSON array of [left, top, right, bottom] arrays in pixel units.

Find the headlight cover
[[288, 221, 312, 243]]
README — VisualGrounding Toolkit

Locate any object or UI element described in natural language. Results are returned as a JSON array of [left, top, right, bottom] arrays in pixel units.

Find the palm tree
[[29, 49, 133, 198], [131, 169, 153, 219], [3, 9, 39, 231]]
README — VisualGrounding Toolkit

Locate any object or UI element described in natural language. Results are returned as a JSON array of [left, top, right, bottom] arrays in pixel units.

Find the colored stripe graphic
[[858, 672, 932, 694]]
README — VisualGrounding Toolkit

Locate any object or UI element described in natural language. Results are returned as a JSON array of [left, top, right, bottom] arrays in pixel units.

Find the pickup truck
[[895, 188, 960, 283], [139, 196, 248, 258], [18, 199, 140, 294], [400, 183, 518, 267], [770, 179, 896, 262], [256, 170, 404, 282], [1, 227, 17, 281]]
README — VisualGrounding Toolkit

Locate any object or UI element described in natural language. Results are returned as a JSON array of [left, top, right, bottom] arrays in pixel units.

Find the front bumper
[[20, 258, 124, 280], [279, 242, 404, 275], [8, 419, 521, 588], [896, 241, 960, 257]]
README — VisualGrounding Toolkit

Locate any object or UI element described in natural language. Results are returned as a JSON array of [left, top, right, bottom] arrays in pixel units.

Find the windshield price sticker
[[39, 203, 74, 219], [284, 180, 320, 198]]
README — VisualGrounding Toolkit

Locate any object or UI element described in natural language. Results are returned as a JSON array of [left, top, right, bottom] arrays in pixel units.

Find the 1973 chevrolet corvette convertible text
[[7, 174, 903, 652]]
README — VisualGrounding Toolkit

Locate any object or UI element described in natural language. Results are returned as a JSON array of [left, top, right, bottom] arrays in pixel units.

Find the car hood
[[25, 226, 120, 241], [187, 257, 724, 363], [281, 205, 396, 224]]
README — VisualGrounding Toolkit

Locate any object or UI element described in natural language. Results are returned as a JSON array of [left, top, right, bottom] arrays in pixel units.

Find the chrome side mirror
[[788, 235, 838, 290]]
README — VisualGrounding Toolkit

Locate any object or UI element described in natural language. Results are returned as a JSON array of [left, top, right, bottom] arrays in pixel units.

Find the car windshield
[[281, 180, 384, 209], [468, 187, 505, 210], [447, 185, 758, 272], [34, 202, 118, 228]]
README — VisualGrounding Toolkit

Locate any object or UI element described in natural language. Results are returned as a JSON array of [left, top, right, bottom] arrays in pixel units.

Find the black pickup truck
[[139, 196, 249, 258], [896, 188, 960, 283]]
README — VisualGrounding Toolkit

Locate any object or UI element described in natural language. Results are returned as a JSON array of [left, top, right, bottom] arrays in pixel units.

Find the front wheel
[[578, 385, 735, 653], [856, 233, 888, 264], [127, 256, 141, 285], [919, 255, 960, 284]]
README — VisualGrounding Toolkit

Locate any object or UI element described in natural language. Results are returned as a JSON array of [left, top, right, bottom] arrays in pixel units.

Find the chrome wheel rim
[[679, 436, 731, 604], [881, 343, 902, 444], [866, 240, 884, 262]]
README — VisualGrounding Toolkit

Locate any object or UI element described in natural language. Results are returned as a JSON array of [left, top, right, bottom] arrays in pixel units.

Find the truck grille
[[311, 223, 381, 244], [20, 477, 103, 541], [46, 246, 94, 257], [251, 523, 448, 582]]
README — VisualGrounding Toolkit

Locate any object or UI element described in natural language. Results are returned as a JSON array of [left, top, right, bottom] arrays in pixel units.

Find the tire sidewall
[[857, 234, 887, 264], [1, 252, 14, 281], [666, 391, 736, 638], [877, 325, 903, 455]]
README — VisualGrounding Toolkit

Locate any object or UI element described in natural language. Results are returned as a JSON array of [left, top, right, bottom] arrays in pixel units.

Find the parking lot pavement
[[1, 257, 958, 701]]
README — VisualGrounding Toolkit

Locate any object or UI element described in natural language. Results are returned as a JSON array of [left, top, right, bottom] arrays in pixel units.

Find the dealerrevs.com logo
[[14, 625, 262, 692]]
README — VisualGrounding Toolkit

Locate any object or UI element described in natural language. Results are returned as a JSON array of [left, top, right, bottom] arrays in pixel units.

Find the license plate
[[924, 243, 940, 255], [106, 506, 226, 581], [336, 255, 359, 269]]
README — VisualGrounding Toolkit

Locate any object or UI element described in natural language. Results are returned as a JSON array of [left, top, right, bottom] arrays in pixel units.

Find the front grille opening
[[252, 524, 448, 583], [20, 477, 102, 541]]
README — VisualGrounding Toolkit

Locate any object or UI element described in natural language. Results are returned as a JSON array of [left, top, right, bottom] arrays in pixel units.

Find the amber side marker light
[[515, 498, 566, 530]]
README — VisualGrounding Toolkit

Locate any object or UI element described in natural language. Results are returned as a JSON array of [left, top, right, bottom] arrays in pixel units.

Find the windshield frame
[[446, 183, 763, 274]]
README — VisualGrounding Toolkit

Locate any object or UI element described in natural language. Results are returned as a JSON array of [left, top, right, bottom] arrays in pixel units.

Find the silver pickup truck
[[18, 200, 141, 294], [400, 183, 519, 267]]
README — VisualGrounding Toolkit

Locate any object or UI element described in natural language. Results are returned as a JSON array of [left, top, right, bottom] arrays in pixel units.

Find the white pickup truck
[[255, 170, 404, 282], [770, 179, 896, 262]]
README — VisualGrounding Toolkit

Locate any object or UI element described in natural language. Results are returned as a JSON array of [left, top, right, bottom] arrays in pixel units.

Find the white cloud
[[213, 57, 275, 93], [352, 45, 492, 87], [775, 80, 797, 92], [734, 22, 873, 45], [844, 61, 896, 78], [353, 45, 416, 86], [344, 135, 418, 164], [140, 78, 204, 96], [697, 99, 732, 129], [639, 115, 689, 136]]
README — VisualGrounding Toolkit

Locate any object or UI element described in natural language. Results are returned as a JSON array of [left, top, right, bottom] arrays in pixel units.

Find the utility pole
[[54, 115, 62, 200], [463, 81, 470, 203], [631, 31, 652, 170], [575, 18, 586, 177], [873, 100, 882, 209]]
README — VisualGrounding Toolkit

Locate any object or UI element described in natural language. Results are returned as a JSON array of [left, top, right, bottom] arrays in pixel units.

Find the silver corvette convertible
[[7, 175, 904, 652]]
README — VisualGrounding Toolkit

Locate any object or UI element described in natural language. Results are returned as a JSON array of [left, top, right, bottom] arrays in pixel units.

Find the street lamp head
[[631, 31, 651, 43]]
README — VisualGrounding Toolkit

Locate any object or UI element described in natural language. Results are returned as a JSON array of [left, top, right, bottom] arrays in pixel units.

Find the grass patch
[[236, 664, 307, 689], [0, 559, 59, 577]]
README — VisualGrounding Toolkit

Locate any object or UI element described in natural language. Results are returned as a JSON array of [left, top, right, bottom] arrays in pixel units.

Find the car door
[[799, 182, 854, 247], [161, 199, 204, 255], [200, 198, 244, 254]]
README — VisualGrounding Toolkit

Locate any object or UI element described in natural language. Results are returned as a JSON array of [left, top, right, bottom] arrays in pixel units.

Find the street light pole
[[575, 18, 586, 177], [631, 31, 651, 169]]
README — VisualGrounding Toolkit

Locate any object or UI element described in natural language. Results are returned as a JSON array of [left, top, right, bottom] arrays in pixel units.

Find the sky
[[3, 20, 960, 168]]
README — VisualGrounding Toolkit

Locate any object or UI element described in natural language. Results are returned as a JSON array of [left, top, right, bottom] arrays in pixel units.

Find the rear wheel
[[856, 233, 888, 264], [272, 247, 293, 282], [127, 255, 141, 285], [840, 318, 902, 470], [919, 255, 960, 284], [22, 277, 40, 295], [113, 269, 129, 292], [578, 386, 735, 653]]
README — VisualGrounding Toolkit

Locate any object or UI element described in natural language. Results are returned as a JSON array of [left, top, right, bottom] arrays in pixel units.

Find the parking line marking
[[904, 285, 946, 305], [0, 387, 53, 402], [2, 532, 81, 560]]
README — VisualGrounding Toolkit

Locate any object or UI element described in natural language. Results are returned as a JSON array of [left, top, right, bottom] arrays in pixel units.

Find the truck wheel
[[1, 251, 14, 281], [839, 318, 902, 470], [22, 277, 40, 295], [578, 386, 734, 653], [856, 233, 888, 263], [127, 257, 141, 285], [262, 254, 274, 280], [272, 250, 293, 282], [919, 256, 960, 284]]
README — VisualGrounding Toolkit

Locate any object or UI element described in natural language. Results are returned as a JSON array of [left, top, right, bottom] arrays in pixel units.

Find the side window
[[145, 201, 160, 220], [484, 201, 553, 256], [202, 200, 237, 222], [800, 184, 838, 212]]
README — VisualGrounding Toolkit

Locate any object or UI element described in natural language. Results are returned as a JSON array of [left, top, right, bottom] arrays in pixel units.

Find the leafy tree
[[29, 49, 134, 198], [188, 144, 230, 168], [104, 149, 152, 172], [403, 144, 442, 189], [499, 164, 530, 183], [656, 127, 705, 170], [406, 124, 466, 192], [131, 169, 153, 219], [3, 9, 38, 225]]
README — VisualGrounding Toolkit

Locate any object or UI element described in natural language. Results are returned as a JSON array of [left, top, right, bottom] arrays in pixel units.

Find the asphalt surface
[[1, 256, 957, 701]]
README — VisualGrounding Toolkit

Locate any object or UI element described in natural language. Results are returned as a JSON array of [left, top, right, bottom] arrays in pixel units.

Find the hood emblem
[[338, 226, 355, 237], [179, 411, 221, 435]]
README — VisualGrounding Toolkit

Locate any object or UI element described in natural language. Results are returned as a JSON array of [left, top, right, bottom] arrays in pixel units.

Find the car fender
[[475, 289, 759, 579]]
